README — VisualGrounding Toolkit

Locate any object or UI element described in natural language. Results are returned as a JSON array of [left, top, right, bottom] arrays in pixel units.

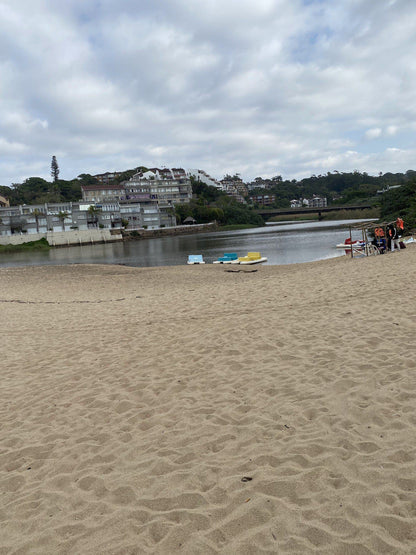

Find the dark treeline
[[0, 169, 148, 206], [0, 175, 91, 205]]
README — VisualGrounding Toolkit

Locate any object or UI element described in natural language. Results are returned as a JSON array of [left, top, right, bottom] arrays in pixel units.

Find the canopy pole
[[349, 226, 353, 258], [363, 227, 368, 256]]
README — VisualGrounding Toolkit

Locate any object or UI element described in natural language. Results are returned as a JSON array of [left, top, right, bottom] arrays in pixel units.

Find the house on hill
[[0, 194, 9, 208]]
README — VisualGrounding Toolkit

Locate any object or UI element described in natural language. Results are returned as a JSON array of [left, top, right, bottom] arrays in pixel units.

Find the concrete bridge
[[256, 204, 373, 221]]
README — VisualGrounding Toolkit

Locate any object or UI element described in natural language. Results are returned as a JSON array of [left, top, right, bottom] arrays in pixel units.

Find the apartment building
[[290, 196, 327, 208], [306, 196, 327, 208], [81, 173, 181, 229], [0, 202, 112, 235], [93, 171, 124, 183], [251, 194, 276, 206], [81, 183, 125, 203], [0, 168, 193, 235], [219, 178, 248, 204], [125, 168, 192, 206]]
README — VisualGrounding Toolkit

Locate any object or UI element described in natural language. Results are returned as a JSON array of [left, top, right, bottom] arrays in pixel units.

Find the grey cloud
[[0, 0, 416, 186]]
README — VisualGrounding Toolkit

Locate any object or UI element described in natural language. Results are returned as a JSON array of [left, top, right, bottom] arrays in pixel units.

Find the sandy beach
[[1, 247, 416, 554]]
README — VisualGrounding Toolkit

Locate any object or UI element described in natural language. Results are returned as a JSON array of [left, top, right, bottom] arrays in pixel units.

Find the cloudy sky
[[1, 0, 415, 186]]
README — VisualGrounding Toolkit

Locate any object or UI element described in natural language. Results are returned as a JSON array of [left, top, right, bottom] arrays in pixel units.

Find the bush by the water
[[0, 238, 50, 253]]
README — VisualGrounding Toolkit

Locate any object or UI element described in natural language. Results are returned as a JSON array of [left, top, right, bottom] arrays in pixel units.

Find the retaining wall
[[0, 228, 123, 247], [0, 223, 217, 247]]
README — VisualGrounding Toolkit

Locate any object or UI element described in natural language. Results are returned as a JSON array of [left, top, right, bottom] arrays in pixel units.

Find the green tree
[[87, 205, 102, 227], [57, 211, 69, 231], [10, 216, 27, 234], [51, 156, 60, 182], [190, 177, 226, 203], [32, 208, 42, 233], [77, 174, 99, 185]]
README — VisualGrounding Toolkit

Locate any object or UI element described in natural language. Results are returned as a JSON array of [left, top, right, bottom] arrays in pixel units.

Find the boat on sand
[[231, 252, 268, 265], [187, 255, 205, 265], [213, 253, 238, 264]]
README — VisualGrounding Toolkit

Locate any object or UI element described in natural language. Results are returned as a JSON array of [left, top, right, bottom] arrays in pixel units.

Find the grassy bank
[[0, 238, 50, 253], [320, 208, 380, 221], [268, 214, 319, 223], [267, 207, 380, 224], [217, 224, 261, 231]]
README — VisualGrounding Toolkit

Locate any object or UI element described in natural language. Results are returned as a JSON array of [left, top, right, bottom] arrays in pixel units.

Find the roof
[[81, 184, 124, 191]]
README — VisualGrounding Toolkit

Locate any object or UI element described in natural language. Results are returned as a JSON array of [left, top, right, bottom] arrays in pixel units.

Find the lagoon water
[[0, 219, 370, 268]]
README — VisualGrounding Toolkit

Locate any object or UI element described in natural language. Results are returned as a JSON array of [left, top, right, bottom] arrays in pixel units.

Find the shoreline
[[1, 246, 416, 553]]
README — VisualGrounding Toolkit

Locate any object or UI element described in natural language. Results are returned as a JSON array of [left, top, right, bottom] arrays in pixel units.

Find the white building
[[187, 169, 222, 189], [125, 168, 192, 206], [291, 196, 327, 208]]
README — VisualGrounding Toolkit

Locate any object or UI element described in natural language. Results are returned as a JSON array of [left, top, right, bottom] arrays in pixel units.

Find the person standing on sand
[[388, 224, 400, 252]]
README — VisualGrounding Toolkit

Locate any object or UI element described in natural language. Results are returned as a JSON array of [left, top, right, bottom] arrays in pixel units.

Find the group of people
[[373, 218, 404, 253]]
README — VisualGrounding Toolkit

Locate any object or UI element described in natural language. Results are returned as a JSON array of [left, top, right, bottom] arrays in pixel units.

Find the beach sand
[[1, 247, 416, 554]]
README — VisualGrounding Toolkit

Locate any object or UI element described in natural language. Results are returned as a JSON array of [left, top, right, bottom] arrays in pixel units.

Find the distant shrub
[[0, 238, 50, 253]]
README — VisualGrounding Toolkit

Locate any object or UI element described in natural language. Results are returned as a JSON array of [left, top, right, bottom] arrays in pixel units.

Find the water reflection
[[0, 219, 372, 268]]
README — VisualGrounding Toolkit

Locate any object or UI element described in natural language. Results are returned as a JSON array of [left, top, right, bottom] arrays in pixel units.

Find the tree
[[380, 178, 416, 231], [87, 205, 101, 227], [10, 216, 27, 234], [51, 156, 59, 182], [32, 208, 42, 233], [57, 211, 68, 231], [77, 174, 99, 186]]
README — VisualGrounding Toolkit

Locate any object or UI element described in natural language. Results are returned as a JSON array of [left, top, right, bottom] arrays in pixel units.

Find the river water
[[0, 219, 371, 268]]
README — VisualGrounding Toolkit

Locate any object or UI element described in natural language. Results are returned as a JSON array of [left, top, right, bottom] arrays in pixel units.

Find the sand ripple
[[1, 252, 416, 553]]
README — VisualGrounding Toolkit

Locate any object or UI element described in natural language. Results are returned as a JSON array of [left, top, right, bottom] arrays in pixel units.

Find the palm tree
[[33, 208, 42, 233], [57, 211, 69, 231], [87, 205, 101, 228]]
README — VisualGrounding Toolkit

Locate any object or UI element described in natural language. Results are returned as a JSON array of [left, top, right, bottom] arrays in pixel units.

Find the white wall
[[0, 229, 123, 247]]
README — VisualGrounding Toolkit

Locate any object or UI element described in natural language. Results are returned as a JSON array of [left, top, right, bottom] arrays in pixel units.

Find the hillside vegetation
[[379, 179, 416, 232], [249, 170, 416, 208], [1, 169, 415, 230]]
